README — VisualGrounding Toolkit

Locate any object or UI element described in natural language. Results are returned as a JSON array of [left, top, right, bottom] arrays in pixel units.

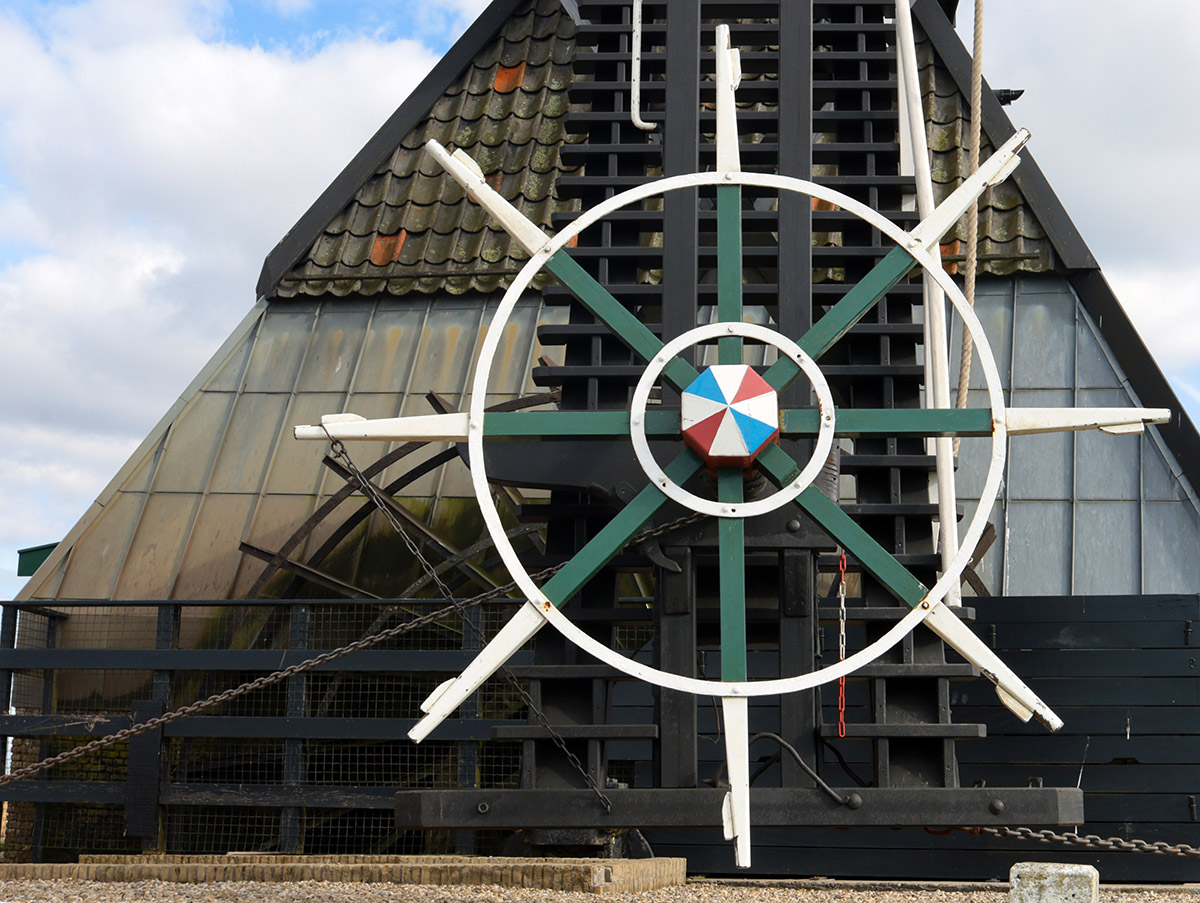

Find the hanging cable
[[954, 0, 985, 454]]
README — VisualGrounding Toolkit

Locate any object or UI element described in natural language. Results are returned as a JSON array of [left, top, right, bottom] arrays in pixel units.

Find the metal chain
[[837, 551, 848, 739], [325, 434, 706, 813], [0, 455, 703, 792], [0, 583, 528, 788], [326, 434, 615, 808], [975, 826, 1200, 858]]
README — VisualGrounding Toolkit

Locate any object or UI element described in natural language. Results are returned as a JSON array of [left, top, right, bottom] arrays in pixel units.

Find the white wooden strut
[[423, 140, 553, 257], [714, 24, 742, 175], [1004, 407, 1170, 436], [720, 697, 752, 868], [895, 0, 960, 606], [294, 412, 470, 442]]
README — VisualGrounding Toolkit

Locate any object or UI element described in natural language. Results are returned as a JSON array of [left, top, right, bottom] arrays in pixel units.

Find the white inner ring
[[629, 322, 835, 518], [468, 170, 1008, 697]]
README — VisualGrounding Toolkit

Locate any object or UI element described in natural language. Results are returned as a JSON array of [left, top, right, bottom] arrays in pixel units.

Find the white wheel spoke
[[424, 139, 552, 256], [923, 604, 1063, 732], [714, 24, 742, 175], [408, 601, 549, 743], [720, 697, 752, 868], [294, 412, 470, 442], [1005, 407, 1170, 436], [908, 128, 1029, 251]]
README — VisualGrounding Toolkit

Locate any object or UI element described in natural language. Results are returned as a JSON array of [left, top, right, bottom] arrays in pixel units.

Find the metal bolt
[[477, 801, 490, 814], [787, 519, 802, 533], [989, 799, 1005, 816], [921, 600, 931, 610]]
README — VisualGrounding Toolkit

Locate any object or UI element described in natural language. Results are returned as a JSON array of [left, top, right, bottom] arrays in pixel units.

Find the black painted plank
[[953, 705, 1200, 736], [974, 595, 1197, 622], [989, 621, 1194, 649], [956, 735, 1200, 765], [958, 764, 1200, 792], [980, 649, 1200, 678], [950, 678, 1200, 707]]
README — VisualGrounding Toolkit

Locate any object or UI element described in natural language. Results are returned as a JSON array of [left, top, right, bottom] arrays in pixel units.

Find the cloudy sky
[[1, 0, 1198, 599]]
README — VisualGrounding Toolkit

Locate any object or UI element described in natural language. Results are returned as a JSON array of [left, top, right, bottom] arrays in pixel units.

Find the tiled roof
[[918, 29, 1058, 275], [271, 4, 1058, 302], [274, 0, 578, 298]]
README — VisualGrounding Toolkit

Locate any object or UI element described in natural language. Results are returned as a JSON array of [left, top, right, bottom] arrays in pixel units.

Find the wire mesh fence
[[0, 599, 553, 861]]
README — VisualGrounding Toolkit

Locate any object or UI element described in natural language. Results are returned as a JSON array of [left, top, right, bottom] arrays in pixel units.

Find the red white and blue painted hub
[[681, 365, 779, 468]]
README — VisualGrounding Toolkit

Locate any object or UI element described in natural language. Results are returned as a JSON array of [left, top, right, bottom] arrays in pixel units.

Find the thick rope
[[954, 0, 984, 452]]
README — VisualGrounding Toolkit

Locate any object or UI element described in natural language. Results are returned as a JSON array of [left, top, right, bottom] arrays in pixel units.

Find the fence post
[[281, 602, 309, 853], [125, 698, 165, 839]]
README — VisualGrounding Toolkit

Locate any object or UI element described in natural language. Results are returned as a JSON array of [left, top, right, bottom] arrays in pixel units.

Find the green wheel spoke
[[545, 250, 699, 393], [777, 407, 994, 438], [539, 449, 704, 607], [754, 443, 927, 607], [762, 246, 918, 392], [718, 467, 747, 681], [795, 487, 927, 607], [484, 410, 681, 439], [717, 184, 743, 365]]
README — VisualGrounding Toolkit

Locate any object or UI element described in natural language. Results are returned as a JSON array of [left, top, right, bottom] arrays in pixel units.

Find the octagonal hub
[[681, 365, 780, 469]]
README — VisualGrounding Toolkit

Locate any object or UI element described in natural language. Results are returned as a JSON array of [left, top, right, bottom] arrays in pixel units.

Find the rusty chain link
[[0, 584, 520, 788], [0, 451, 706, 798], [327, 433, 706, 814], [972, 825, 1200, 858], [325, 435, 616, 812]]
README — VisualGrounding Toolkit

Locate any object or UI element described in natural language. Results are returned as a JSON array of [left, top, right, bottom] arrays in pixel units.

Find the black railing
[[0, 598, 527, 860]]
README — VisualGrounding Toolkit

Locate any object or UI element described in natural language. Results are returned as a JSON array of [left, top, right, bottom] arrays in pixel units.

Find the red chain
[[837, 552, 848, 739]]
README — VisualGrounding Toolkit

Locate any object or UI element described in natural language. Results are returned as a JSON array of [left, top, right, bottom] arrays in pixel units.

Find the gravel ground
[[0, 881, 1195, 903]]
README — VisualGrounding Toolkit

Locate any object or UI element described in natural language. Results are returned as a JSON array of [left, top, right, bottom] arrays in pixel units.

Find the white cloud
[[267, 0, 315, 15], [957, 3, 1200, 423], [1105, 266, 1200, 373], [959, 1, 1200, 268], [0, 0, 440, 596]]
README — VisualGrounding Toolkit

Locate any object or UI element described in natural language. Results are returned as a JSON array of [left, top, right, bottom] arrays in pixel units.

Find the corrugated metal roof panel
[[1073, 501, 1139, 595], [1144, 504, 1200, 592], [151, 392, 236, 493], [951, 276, 1200, 596], [22, 294, 560, 605], [170, 493, 259, 599], [207, 393, 292, 494], [54, 492, 144, 601], [111, 493, 201, 600]]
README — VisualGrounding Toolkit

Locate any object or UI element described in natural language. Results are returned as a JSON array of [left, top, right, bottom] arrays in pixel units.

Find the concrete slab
[[1010, 861, 1099, 903]]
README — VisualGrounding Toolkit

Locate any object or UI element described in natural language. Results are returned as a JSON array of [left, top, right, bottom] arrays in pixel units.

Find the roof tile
[[917, 28, 1058, 275], [276, 0, 578, 299], [277, 6, 1051, 300]]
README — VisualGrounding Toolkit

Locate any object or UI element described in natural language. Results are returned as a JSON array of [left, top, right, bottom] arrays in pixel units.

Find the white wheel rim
[[629, 321, 836, 518], [467, 171, 1008, 697]]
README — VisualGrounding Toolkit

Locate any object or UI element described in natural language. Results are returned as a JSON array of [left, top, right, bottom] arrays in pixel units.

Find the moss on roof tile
[[275, 6, 1054, 301], [275, 0, 578, 299], [917, 27, 1060, 275]]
